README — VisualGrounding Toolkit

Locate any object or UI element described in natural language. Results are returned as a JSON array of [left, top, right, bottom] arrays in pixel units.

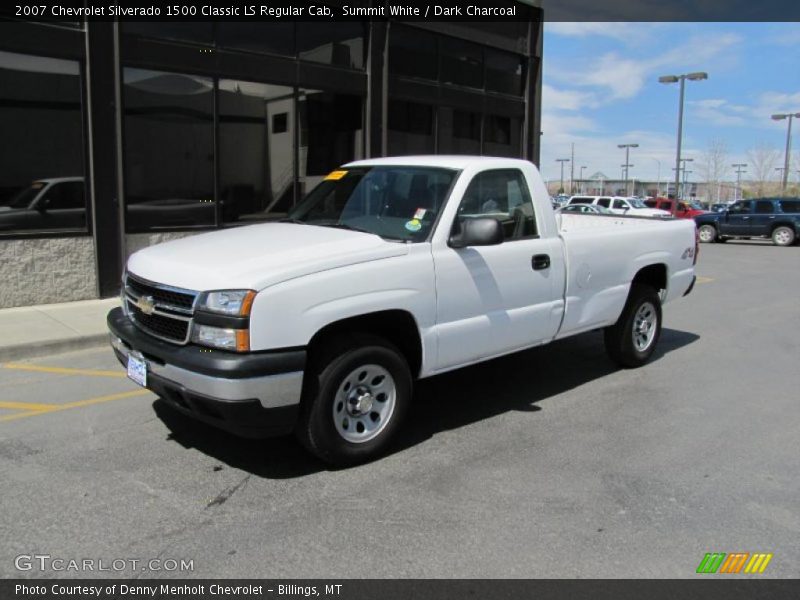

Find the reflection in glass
[[387, 101, 435, 156], [216, 22, 295, 57], [440, 37, 483, 89], [123, 68, 214, 231], [439, 108, 481, 155], [388, 24, 437, 81], [298, 90, 364, 197], [123, 22, 214, 45], [0, 51, 86, 233], [485, 49, 525, 96], [218, 79, 295, 222], [483, 115, 521, 157], [297, 22, 365, 69]]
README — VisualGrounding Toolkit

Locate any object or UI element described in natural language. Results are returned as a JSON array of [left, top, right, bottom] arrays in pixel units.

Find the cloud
[[548, 32, 742, 101], [542, 84, 598, 111], [545, 22, 657, 43], [686, 93, 800, 129]]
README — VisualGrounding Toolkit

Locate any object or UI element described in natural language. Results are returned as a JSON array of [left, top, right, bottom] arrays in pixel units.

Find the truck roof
[[344, 155, 534, 170]]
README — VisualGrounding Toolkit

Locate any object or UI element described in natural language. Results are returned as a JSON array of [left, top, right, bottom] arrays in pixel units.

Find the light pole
[[579, 165, 587, 193], [683, 169, 693, 201], [732, 163, 747, 201], [618, 143, 638, 196], [659, 71, 708, 215], [771, 112, 800, 191], [556, 158, 570, 194], [651, 158, 662, 196]]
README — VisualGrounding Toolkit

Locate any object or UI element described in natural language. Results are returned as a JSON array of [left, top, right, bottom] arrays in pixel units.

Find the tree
[[746, 142, 781, 197], [697, 138, 730, 203]]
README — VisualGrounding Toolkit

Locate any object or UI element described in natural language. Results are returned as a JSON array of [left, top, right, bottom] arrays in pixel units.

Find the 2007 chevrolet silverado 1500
[[108, 156, 698, 465]]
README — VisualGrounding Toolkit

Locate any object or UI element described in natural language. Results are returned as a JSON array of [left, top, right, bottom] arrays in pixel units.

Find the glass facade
[[123, 68, 215, 231], [0, 11, 540, 301], [0, 50, 86, 233], [218, 79, 295, 223]]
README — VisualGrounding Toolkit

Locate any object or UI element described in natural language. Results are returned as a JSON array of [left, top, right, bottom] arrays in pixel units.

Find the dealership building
[[0, 1, 543, 309]]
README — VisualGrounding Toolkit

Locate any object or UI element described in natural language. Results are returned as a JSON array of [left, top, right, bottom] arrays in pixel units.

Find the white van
[[567, 195, 670, 217]]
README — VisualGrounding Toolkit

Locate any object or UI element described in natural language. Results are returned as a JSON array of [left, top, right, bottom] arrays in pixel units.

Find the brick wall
[[0, 237, 97, 308]]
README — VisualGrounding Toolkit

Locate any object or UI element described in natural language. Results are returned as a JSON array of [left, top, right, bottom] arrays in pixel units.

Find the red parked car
[[644, 197, 708, 219]]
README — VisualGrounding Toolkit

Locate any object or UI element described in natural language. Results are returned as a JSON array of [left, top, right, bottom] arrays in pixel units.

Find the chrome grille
[[122, 274, 198, 344]]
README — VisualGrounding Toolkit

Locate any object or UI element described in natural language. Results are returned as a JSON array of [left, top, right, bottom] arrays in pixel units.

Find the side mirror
[[449, 217, 504, 249]]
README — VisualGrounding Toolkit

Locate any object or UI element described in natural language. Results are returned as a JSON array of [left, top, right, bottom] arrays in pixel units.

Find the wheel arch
[[306, 310, 423, 378], [631, 263, 667, 295]]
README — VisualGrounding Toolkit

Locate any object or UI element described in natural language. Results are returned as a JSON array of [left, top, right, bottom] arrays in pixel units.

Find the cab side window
[[596, 197, 611, 208], [454, 169, 537, 241], [612, 199, 628, 210], [728, 201, 751, 214]]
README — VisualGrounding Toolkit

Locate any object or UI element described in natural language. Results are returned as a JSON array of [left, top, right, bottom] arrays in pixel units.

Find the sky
[[540, 22, 800, 186]]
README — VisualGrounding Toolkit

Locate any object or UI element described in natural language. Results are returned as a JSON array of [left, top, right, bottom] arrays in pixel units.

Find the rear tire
[[772, 226, 795, 247], [296, 333, 412, 466], [697, 224, 717, 243], [605, 284, 662, 368]]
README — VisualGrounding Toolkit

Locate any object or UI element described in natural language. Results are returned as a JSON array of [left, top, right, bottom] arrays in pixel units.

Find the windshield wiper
[[318, 222, 375, 235], [318, 222, 406, 242]]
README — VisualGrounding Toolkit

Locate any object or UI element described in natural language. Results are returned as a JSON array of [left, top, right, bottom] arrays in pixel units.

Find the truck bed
[[554, 212, 696, 339]]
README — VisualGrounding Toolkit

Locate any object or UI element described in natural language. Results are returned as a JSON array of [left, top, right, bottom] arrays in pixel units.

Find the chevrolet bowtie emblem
[[136, 295, 156, 315]]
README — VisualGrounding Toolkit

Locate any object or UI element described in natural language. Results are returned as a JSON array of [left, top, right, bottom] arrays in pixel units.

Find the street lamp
[[579, 165, 587, 193], [618, 143, 639, 196], [771, 112, 800, 191], [556, 158, 570, 193], [659, 71, 708, 214], [651, 158, 661, 197], [732, 163, 747, 201], [673, 158, 693, 200]]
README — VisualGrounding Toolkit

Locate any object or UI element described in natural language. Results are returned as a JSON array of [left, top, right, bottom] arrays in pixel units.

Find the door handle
[[769, 216, 776, 219], [743, 216, 749, 220], [532, 254, 550, 270]]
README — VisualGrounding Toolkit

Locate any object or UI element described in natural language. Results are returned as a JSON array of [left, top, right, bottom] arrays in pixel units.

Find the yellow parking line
[[0, 400, 59, 411], [2, 364, 126, 378], [696, 276, 714, 284], [0, 389, 151, 423]]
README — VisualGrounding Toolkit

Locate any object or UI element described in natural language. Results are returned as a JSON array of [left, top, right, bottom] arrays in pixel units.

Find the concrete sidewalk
[[0, 297, 119, 362]]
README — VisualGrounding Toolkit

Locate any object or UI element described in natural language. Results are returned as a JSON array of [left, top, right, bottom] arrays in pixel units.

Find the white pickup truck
[[108, 156, 697, 465]]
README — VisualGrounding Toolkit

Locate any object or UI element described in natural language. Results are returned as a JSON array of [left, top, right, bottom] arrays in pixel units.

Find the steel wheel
[[333, 364, 396, 443], [698, 225, 716, 243], [772, 226, 795, 246], [632, 301, 658, 352]]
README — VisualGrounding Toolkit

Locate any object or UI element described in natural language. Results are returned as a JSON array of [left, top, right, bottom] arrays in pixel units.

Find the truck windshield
[[286, 166, 459, 242], [629, 198, 648, 209]]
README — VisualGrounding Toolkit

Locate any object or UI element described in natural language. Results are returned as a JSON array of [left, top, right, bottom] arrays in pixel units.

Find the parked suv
[[644, 197, 708, 219], [694, 198, 800, 246], [567, 195, 670, 217]]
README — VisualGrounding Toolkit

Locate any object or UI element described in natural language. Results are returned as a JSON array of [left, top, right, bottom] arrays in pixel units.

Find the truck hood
[[126, 223, 409, 292]]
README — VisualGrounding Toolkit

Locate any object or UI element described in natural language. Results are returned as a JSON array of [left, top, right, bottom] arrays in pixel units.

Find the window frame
[[448, 168, 539, 243]]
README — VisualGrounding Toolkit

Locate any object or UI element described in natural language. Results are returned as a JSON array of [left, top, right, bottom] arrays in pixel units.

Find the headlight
[[191, 324, 250, 352], [196, 290, 256, 316]]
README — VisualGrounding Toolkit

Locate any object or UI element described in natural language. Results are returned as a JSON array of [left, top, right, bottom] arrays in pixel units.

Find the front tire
[[697, 224, 717, 243], [296, 334, 412, 466], [605, 284, 662, 368], [772, 226, 795, 247]]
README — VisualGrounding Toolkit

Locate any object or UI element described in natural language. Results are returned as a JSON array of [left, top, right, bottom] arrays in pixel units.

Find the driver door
[[432, 169, 565, 371]]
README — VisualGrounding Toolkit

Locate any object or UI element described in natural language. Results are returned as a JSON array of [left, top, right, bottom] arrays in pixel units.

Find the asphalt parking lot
[[1, 240, 798, 579]]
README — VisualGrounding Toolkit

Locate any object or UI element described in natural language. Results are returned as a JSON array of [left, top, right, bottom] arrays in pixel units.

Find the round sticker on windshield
[[405, 219, 422, 232]]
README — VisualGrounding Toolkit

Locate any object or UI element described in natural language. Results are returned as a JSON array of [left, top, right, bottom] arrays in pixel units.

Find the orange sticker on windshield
[[325, 170, 348, 181]]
